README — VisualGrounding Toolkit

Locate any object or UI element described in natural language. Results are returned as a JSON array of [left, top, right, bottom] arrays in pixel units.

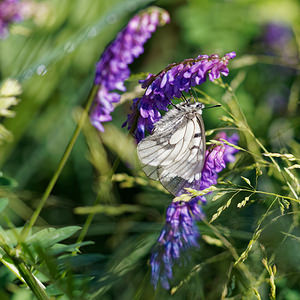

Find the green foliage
[[0, 0, 300, 299]]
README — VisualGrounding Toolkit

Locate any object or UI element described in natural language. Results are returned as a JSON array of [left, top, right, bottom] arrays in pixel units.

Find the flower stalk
[[0, 235, 49, 300], [19, 84, 99, 242]]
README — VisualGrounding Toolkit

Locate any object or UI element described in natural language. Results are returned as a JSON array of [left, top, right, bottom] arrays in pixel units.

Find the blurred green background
[[0, 0, 299, 299]]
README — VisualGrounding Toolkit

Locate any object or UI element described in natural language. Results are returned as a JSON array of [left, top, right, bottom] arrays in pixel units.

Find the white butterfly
[[137, 101, 206, 196]]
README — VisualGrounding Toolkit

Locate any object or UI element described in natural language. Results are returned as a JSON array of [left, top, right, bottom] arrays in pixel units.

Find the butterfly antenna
[[181, 93, 189, 104], [204, 104, 221, 109], [191, 89, 198, 103], [189, 89, 197, 103], [170, 102, 181, 110]]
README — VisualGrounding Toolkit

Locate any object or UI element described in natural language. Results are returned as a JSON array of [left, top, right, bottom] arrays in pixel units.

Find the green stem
[[76, 204, 98, 245], [75, 157, 121, 246], [20, 84, 99, 242], [223, 81, 297, 200], [202, 220, 256, 287], [218, 188, 299, 203], [0, 237, 49, 300], [16, 261, 49, 300]]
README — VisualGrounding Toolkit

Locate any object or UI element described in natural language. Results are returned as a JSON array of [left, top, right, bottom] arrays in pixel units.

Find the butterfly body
[[137, 102, 206, 196]]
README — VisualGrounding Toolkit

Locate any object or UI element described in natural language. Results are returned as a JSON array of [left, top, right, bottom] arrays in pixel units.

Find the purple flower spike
[[124, 52, 236, 142], [216, 132, 239, 164], [90, 7, 170, 132], [182, 132, 239, 193], [0, 0, 23, 39], [151, 132, 239, 289], [150, 198, 204, 289]]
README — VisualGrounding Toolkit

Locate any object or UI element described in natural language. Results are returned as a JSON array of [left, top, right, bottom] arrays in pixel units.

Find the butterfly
[[137, 101, 207, 196]]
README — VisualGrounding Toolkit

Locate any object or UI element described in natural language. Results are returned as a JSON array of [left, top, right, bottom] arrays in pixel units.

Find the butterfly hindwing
[[137, 103, 206, 196]]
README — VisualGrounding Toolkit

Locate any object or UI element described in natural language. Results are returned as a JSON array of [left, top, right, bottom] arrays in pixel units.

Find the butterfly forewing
[[137, 102, 206, 196]]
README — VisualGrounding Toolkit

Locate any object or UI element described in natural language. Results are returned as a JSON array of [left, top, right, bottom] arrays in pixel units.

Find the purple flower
[[151, 132, 239, 289], [124, 52, 236, 142], [261, 22, 298, 61], [263, 22, 293, 50], [90, 7, 170, 132], [150, 198, 205, 289], [180, 132, 239, 195], [215, 132, 239, 164], [0, 0, 23, 38]]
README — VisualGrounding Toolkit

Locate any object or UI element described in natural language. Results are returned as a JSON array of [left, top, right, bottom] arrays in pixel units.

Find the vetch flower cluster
[[192, 132, 239, 193], [150, 197, 204, 290], [150, 132, 239, 289], [124, 52, 236, 142], [0, 0, 23, 38], [90, 7, 170, 132], [216, 132, 239, 164]]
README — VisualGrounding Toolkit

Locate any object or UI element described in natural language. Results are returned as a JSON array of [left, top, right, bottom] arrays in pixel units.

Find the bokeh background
[[0, 0, 299, 299]]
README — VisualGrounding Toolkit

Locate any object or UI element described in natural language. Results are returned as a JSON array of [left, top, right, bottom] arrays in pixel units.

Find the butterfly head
[[192, 102, 205, 110], [179, 101, 205, 115]]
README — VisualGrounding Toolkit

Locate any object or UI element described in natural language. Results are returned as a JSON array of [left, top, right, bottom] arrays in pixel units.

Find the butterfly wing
[[137, 111, 206, 196]]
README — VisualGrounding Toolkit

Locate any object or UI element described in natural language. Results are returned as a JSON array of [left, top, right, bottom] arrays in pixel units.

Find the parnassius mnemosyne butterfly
[[137, 101, 207, 196]]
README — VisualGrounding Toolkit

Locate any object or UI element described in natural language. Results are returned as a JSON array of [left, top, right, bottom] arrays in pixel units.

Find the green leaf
[[0, 174, 18, 187], [26, 226, 81, 248], [10, 289, 33, 300], [74, 204, 142, 215], [0, 227, 25, 247], [49, 241, 94, 256], [59, 254, 106, 268], [0, 198, 8, 213]]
